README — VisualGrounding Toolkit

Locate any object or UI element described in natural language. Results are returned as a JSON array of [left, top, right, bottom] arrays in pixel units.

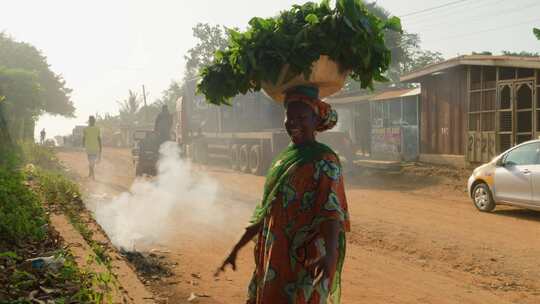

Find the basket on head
[[261, 55, 349, 103]]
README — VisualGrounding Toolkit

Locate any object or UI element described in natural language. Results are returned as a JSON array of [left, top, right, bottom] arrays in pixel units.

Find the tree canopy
[[0, 33, 74, 142], [184, 23, 229, 81], [0, 33, 74, 117]]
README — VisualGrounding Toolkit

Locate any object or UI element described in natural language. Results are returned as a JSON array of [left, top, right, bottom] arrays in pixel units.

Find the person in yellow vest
[[82, 116, 102, 180]]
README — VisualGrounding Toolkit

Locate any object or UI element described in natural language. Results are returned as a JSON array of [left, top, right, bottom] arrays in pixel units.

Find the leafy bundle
[[197, 0, 402, 105]]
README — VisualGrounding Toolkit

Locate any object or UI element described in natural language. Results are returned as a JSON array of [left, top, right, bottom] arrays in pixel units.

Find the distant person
[[154, 105, 172, 145], [82, 116, 102, 180], [40, 128, 46, 145]]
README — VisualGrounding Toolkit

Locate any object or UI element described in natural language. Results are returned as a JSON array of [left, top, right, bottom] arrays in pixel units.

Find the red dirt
[[57, 148, 540, 304]]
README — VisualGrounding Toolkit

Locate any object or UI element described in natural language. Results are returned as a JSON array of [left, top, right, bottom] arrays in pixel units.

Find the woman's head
[[285, 101, 319, 145], [284, 86, 338, 145]]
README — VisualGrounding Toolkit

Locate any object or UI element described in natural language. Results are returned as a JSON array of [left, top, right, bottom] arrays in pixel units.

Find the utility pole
[[142, 85, 148, 124]]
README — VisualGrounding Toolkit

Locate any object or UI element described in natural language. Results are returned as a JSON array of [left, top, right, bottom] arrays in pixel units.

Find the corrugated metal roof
[[401, 55, 540, 82], [326, 88, 420, 104], [325, 92, 374, 105], [371, 88, 420, 101]]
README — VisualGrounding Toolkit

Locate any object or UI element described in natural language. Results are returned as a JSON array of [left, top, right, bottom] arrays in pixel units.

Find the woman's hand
[[310, 250, 338, 284], [214, 222, 262, 277], [311, 220, 341, 284], [215, 249, 238, 277]]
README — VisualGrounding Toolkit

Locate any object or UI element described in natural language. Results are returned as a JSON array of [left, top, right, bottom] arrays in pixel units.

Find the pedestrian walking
[[82, 116, 102, 180], [40, 128, 46, 145], [216, 86, 350, 304]]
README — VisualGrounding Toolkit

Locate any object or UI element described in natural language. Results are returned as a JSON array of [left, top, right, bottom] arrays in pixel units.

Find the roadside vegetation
[[0, 141, 116, 303]]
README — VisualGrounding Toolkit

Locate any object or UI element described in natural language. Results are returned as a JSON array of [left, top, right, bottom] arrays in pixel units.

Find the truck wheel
[[249, 145, 263, 175], [239, 144, 250, 173], [230, 144, 240, 170]]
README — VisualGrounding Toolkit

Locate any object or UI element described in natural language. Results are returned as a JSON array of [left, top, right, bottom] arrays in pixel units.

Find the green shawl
[[251, 141, 335, 224]]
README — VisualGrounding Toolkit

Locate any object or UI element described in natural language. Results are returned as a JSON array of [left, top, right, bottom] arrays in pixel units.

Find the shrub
[[19, 141, 63, 171], [32, 168, 81, 207], [0, 167, 46, 245]]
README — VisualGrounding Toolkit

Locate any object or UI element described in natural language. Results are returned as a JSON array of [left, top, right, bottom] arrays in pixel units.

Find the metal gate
[[497, 81, 535, 151]]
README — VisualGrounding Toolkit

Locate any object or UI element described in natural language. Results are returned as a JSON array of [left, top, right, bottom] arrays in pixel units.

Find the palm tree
[[117, 90, 141, 126]]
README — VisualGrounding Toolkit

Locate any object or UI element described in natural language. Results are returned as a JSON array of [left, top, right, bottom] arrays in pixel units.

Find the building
[[326, 91, 374, 156], [327, 88, 420, 162], [369, 88, 420, 162], [401, 55, 540, 166]]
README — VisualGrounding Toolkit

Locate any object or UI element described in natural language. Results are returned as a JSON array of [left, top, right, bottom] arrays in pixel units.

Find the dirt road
[[58, 147, 540, 304]]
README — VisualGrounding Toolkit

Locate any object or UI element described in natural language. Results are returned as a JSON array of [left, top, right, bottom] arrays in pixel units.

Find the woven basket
[[261, 55, 349, 102]]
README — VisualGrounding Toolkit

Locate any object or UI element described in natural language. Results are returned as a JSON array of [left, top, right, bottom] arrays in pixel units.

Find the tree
[[344, 3, 444, 91], [0, 33, 74, 117], [184, 23, 229, 80], [0, 96, 11, 147], [0, 33, 74, 141], [501, 51, 540, 57], [0, 67, 42, 140], [117, 90, 141, 126], [402, 49, 445, 74], [534, 28, 540, 40], [155, 81, 183, 112]]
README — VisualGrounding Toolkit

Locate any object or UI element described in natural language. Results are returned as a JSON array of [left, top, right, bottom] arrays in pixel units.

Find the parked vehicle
[[72, 125, 85, 147], [177, 80, 355, 176], [468, 139, 540, 212], [132, 129, 159, 176]]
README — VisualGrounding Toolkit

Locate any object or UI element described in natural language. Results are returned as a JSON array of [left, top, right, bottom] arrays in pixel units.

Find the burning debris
[[120, 250, 172, 279]]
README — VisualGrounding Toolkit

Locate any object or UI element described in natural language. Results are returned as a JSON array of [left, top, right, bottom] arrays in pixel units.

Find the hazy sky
[[3, 0, 539, 138]]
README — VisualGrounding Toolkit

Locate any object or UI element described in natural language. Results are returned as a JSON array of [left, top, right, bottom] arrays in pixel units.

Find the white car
[[468, 140, 540, 212]]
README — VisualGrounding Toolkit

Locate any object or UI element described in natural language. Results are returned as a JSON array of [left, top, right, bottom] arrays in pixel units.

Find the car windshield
[[504, 143, 540, 166]]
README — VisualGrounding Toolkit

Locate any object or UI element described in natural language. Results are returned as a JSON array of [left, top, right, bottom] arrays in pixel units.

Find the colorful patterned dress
[[248, 142, 350, 304]]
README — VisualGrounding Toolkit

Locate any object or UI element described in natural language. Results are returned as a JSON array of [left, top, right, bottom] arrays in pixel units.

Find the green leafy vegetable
[[197, 0, 402, 105]]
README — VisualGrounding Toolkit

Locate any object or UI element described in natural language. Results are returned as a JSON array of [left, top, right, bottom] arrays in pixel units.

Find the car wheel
[[472, 183, 496, 212]]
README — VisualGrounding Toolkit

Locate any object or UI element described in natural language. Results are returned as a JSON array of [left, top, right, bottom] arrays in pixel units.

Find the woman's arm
[[309, 219, 341, 282], [215, 221, 262, 276], [319, 220, 340, 274]]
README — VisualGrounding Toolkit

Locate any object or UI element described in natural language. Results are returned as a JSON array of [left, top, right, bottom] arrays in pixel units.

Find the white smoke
[[93, 142, 220, 251]]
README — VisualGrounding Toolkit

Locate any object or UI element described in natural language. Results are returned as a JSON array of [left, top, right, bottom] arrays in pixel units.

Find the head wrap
[[284, 86, 338, 132]]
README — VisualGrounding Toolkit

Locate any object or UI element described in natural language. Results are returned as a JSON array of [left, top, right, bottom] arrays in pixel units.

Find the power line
[[404, 0, 502, 26], [389, 15, 540, 51], [433, 16, 540, 41], [399, 0, 471, 18], [411, 0, 540, 33]]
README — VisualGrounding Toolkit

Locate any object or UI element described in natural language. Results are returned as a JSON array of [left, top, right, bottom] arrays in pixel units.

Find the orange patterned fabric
[[247, 151, 350, 304]]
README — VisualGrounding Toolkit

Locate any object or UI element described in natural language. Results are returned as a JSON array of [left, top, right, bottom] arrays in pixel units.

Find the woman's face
[[285, 101, 319, 145]]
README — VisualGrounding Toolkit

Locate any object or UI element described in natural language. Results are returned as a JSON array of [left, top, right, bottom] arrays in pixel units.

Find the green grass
[[0, 143, 116, 303], [29, 167, 112, 266], [0, 166, 46, 246]]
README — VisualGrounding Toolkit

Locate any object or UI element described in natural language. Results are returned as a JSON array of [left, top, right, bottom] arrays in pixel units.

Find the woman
[[216, 86, 350, 304]]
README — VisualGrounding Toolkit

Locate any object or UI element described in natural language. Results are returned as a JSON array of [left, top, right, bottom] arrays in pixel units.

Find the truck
[[176, 80, 355, 175], [71, 125, 86, 147]]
